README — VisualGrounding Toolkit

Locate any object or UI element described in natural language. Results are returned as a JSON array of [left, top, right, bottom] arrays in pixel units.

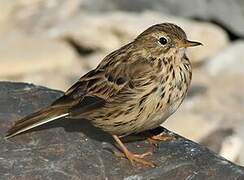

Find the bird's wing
[[51, 55, 154, 116]]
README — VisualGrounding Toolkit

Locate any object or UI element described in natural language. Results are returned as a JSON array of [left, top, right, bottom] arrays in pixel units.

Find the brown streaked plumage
[[5, 23, 202, 167]]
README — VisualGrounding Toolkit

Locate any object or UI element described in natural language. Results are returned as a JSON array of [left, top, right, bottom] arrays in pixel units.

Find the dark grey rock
[[81, 0, 244, 37], [0, 81, 244, 180]]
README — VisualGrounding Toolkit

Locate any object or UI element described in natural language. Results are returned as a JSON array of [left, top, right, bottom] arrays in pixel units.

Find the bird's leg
[[112, 135, 156, 167]]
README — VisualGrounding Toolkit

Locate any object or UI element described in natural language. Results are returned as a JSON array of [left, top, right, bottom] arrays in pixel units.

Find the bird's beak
[[180, 40, 203, 48]]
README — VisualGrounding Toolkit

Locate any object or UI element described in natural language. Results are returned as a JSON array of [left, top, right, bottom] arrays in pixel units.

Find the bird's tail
[[5, 106, 69, 138]]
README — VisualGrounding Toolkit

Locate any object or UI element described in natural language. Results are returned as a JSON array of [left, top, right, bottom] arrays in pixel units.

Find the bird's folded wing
[[51, 54, 154, 116]]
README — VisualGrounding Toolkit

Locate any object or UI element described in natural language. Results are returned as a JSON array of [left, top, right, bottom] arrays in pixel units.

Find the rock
[[81, 0, 244, 37], [0, 0, 81, 34], [0, 81, 244, 179], [0, 0, 242, 41], [0, 32, 83, 90], [0, 1, 16, 37], [0, 32, 78, 77], [200, 128, 235, 154], [199, 74, 244, 162], [184, 22, 228, 66], [200, 128, 242, 163], [204, 41, 244, 76], [219, 135, 242, 163], [45, 11, 228, 66], [20, 63, 87, 91], [83, 52, 107, 69], [236, 121, 244, 166], [163, 112, 219, 142]]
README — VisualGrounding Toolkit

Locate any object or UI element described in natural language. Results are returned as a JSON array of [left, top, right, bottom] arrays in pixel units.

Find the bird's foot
[[125, 151, 156, 168], [147, 133, 176, 147], [113, 148, 155, 167], [112, 135, 156, 168]]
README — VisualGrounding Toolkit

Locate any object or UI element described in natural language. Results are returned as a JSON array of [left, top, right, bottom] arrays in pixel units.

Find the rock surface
[[81, 0, 244, 37], [0, 82, 244, 180], [2, 0, 244, 37], [0, 32, 78, 77], [0, 0, 80, 37], [0, 32, 85, 90], [44, 11, 228, 66], [204, 41, 244, 76]]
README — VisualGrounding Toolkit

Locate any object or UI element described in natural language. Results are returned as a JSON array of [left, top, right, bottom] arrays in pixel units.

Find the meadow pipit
[[6, 23, 202, 167]]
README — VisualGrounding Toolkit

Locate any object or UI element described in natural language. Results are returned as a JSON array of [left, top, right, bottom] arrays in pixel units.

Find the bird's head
[[134, 23, 202, 58]]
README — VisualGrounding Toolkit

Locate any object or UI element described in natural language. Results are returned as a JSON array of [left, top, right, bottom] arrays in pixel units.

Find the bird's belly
[[138, 98, 183, 133], [90, 87, 186, 136]]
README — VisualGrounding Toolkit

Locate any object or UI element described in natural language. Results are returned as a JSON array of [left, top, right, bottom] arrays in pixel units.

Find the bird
[[5, 23, 202, 167]]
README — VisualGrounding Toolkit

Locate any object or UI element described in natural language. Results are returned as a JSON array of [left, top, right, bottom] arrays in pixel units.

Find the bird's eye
[[159, 37, 168, 45]]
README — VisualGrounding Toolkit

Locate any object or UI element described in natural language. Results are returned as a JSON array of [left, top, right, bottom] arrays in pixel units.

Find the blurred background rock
[[0, 0, 243, 166]]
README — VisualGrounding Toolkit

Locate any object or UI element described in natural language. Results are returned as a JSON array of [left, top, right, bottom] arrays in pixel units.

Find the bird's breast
[[138, 60, 192, 131]]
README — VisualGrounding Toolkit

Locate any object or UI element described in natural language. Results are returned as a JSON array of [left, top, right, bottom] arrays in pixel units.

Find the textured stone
[[0, 82, 244, 179], [0, 33, 76, 77], [0, 32, 78, 77], [46, 11, 228, 66], [204, 41, 244, 76], [0, 0, 242, 39], [200, 128, 242, 163], [237, 121, 244, 166], [0, 32, 85, 90], [163, 112, 219, 142], [81, 0, 244, 37], [0, 0, 19, 37], [0, 0, 81, 35], [219, 135, 242, 163]]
